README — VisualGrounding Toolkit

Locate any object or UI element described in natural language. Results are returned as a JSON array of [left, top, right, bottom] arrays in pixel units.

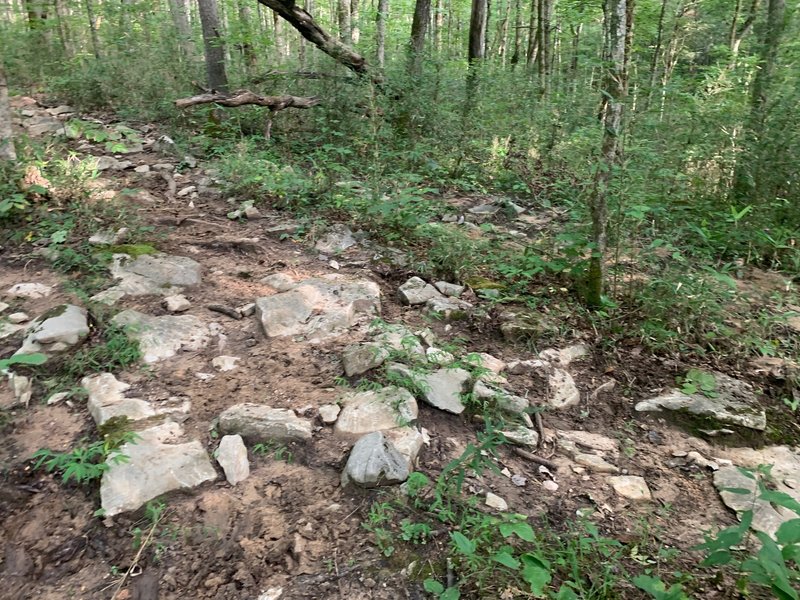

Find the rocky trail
[[1, 98, 799, 600]]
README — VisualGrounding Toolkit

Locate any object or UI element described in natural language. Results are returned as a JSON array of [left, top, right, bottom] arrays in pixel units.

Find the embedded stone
[[341, 432, 410, 488], [218, 403, 313, 443], [334, 387, 418, 435], [216, 434, 250, 485], [399, 277, 441, 305]]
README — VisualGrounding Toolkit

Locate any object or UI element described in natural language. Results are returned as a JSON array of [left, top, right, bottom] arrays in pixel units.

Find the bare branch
[[174, 90, 320, 110]]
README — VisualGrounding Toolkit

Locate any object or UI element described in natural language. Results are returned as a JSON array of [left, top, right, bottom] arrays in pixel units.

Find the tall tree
[[376, 0, 388, 67], [536, 0, 551, 94], [409, 0, 431, 72], [733, 0, 786, 199], [0, 65, 15, 162], [198, 0, 229, 92], [169, 0, 197, 61], [337, 0, 352, 45], [586, 0, 628, 307], [468, 0, 488, 62], [510, 0, 522, 65]]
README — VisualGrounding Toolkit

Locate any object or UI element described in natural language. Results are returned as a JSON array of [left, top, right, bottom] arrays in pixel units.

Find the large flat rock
[[255, 274, 380, 341], [334, 387, 418, 435], [635, 373, 766, 431], [93, 253, 202, 304], [112, 310, 213, 363], [341, 431, 410, 487], [16, 304, 89, 356], [100, 423, 217, 516], [218, 403, 313, 443]]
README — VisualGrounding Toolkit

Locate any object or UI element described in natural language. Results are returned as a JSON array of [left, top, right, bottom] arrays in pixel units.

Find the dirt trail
[[1, 99, 797, 600]]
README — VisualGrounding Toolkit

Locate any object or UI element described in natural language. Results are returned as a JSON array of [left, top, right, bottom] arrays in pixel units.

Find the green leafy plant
[[680, 369, 718, 398], [0, 352, 48, 371], [252, 441, 294, 463]]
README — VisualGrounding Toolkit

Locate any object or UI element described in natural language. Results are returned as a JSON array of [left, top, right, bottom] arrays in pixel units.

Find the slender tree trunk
[[409, 0, 431, 72], [337, 0, 352, 44], [168, 0, 197, 60], [0, 66, 15, 162], [526, 0, 538, 65], [468, 0, 487, 62], [733, 0, 785, 199], [586, 0, 628, 307], [730, 0, 760, 62], [510, 0, 521, 65], [536, 0, 551, 95], [376, 0, 387, 67], [197, 0, 229, 92], [433, 0, 444, 53], [351, 0, 360, 43], [84, 0, 101, 59], [644, 0, 667, 110], [498, 0, 511, 61], [237, 0, 258, 74]]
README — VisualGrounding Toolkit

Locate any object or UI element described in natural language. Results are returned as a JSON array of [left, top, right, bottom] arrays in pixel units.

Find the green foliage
[[251, 441, 294, 463], [0, 352, 48, 371], [32, 428, 138, 486], [679, 369, 718, 398]]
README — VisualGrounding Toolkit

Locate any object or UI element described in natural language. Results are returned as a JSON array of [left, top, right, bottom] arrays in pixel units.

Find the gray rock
[[0, 301, 9, 313], [88, 227, 128, 246], [17, 304, 89, 356], [46, 391, 70, 405], [384, 427, 425, 469], [426, 347, 455, 366], [6, 373, 32, 408], [464, 352, 506, 374], [255, 274, 381, 341], [6, 282, 53, 299], [372, 325, 425, 357], [341, 432, 410, 487], [635, 374, 766, 430], [315, 224, 356, 254], [334, 387, 418, 435], [177, 185, 196, 197], [342, 343, 390, 376], [319, 404, 341, 424], [25, 116, 63, 136], [473, 380, 530, 422], [134, 165, 150, 174], [100, 423, 217, 516], [244, 205, 261, 219], [94, 253, 202, 303], [425, 296, 472, 321], [420, 368, 471, 414], [608, 476, 652, 501], [218, 403, 313, 443], [557, 430, 619, 456], [216, 435, 250, 485], [238, 303, 256, 317], [46, 105, 74, 116], [399, 277, 441, 306], [112, 310, 212, 363], [507, 359, 549, 375], [500, 426, 540, 447], [84, 373, 156, 425], [485, 492, 508, 510], [260, 272, 297, 292], [574, 453, 620, 474], [468, 203, 500, 215], [7, 312, 29, 324], [539, 344, 590, 366], [548, 368, 581, 409], [0, 322, 24, 340], [163, 294, 191, 313], [434, 281, 465, 298]]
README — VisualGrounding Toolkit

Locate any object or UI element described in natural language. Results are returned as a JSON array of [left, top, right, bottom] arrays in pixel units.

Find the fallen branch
[[513, 447, 559, 471], [174, 90, 319, 110]]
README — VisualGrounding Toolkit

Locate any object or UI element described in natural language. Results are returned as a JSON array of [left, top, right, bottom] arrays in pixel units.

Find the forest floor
[[1, 97, 799, 600]]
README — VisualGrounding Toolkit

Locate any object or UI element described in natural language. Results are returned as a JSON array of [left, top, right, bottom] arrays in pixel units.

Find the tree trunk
[[0, 66, 15, 162], [167, 0, 196, 60], [85, 0, 101, 59], [376, 0, 387, 67], [433, 0, 444, 53], [730, 0, 760, 61], [257, 0, 370, 76], [733, 0, 785, 199], [198, 0, 229, 92], [586, 0, 628, 307], [510, 0, 521, 65], [337, 0, 352, 45], [409, 0, 431, 71], [237, 0, 258, 74], [526, 0, 537, 65], [536, 0, 551, 95], [350, 0, 360, 43], [497, 0, 511, 61], [468, 0, 487, 62]]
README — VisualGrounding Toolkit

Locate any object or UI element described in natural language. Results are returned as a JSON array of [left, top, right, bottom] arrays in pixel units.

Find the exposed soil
[[1, 101, 797, 599]]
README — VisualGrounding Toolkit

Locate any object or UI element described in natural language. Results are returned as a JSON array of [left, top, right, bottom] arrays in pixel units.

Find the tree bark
[[510, 0, 522, 65], [434, 0, 444, 53], [468, 0, 487, 62], [256, 0, 370, 76], [536, 0, 551, 94], [409, 0, 431, 71], [169, 0, 197, 60], [175, 90, 319, 109], [376, 0, 387, 67], [350, 0, 360, 43], [198, 0, 229, 93], [586, 0, 628, 307], [237, 0, 258, 74], [0, 66, 15, 162], [84, 0, 101, 59], [733, 0, 785, 199], [337, 0, 352, 45], [526, 0, 538, 65], [730, 0, 760, 61]]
